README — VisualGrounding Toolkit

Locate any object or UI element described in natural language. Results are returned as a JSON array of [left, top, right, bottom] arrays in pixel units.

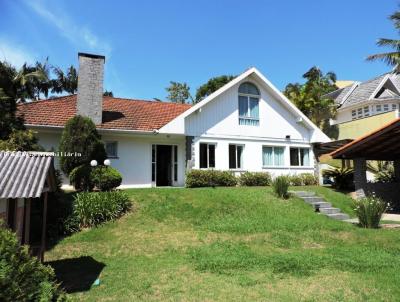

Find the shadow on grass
[[46, 256, 105, 293]]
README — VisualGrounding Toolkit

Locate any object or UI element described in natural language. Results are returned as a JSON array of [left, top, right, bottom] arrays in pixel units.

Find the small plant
[[69, 164, 93, 191], [91, 166, 122, 191], [288, 175, 303, 186], [238, 172, 272, 186], [272, 176, 290, 199], [300, 173, 318, 185], [0, 222, 67, 301], [353, 196, 388, 228], [73, 191, 131, 227], [186, 170, 237, 188], [323, 167, 354, 190]]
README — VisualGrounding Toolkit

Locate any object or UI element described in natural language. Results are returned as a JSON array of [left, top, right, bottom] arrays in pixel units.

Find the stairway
[[291, 191, 350, 221]]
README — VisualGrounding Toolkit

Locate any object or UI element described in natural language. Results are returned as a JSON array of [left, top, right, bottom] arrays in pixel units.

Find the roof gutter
[[25, 124, 155, 135]]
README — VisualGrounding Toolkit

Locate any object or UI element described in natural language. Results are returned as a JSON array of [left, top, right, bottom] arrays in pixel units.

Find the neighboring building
[[17, 53, 329, 188], [0, 151, 57, 261], [327, 72, 400, 140]]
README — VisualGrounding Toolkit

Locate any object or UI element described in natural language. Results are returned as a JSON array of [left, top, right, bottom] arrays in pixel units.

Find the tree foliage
[[195, 75, 236, 103], [283, 66, 338, 138], [59, 115, 107, 175], [367, 9, 400, 70], [0, 129, 43, 151], [166, 81, 192, 104], [51, 65, 78, 94], [0, 222, 67, 301]]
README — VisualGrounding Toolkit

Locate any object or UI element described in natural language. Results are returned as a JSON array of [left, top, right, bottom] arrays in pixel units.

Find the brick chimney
[[76, 52, 105, 124]]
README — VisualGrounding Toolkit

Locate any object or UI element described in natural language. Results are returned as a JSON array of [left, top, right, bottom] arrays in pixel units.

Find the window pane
[[152, 145, 156, 162], [200, 143, 208, 168], [249, 97, 259, 119], [392, 104, 397, 110], [152, 163, 155, 182], [300, 149, 310, 166], [238, 82, 260, 95], [106, 142, 117, 157], [239, 96, 248, 117], [376, 105, 382, 112], [229, 145, 236, 169], [262, 147, 273, 166], [174, 164, 178, 181], [384, 104, 389, 111], [208, 144, 215, 168], [274, 147, 285, 166], [237, 146, 243, 169], [290, 148, 299, 166], [174, 146, 178, 162]]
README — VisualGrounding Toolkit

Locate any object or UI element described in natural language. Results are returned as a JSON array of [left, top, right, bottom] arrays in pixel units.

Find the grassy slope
[[46, 187, 400, 301]]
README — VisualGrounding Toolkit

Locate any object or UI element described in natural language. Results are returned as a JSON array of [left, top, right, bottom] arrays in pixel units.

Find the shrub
[[0, 129, 43, 151], [91, 166, 122, 191], [0, 222, 67, 301], [238, 172, 272, 186], [288, 175, 303, 186], [353, 196, 388, 228], [323, 167, 354, 190], [69, 164, 93, 191], [73, 191, 131, 227], [185, 170, 237, 188], [59, 115, 107, 175], [300, 173, 318, 185], [272, 176, 290, 199]]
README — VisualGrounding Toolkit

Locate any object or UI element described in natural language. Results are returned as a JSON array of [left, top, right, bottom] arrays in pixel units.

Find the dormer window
[[238, 82, 260, 126]]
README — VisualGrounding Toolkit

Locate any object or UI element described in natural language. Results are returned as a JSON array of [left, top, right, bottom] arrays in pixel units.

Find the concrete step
[[311, 201, 332, 209], [319, 207, 341, 214], [302, 196, 326, 204], [291, 191, 315, 197], [326, 213, 350, 220]]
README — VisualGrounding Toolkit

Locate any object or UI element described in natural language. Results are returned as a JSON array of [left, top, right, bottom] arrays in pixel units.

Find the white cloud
[[25, 0, 112, 56], [0, 39, 36, 67]]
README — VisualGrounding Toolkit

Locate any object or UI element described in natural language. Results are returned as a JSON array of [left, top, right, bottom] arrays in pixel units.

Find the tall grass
[[73, 191, 131, 227], [353, 196, 388, 228], [272, 176, 290, 199]]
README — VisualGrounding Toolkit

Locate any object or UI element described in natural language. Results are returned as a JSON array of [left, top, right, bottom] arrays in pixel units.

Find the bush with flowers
[[352, 195, 388, 228]]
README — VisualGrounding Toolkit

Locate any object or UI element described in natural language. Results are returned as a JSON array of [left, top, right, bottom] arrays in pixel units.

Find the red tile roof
[[17, 95, 191, 131]]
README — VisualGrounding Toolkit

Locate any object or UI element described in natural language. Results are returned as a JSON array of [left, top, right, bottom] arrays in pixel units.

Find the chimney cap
[[78, 52, 105, 62]]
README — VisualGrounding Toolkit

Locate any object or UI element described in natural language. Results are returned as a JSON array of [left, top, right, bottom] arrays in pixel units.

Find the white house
[[18, 53, 330, 188]]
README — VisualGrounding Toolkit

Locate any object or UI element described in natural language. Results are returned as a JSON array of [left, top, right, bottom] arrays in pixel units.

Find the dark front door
[[156, 145, 172, 186]]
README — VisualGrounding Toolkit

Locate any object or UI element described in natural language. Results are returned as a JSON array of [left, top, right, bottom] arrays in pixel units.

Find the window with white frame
[[229, 144, 244, 169], [392, 104, 397, 110], [105, 141, 118, 158], [351, 109, 357, 120], [238, 82, 260, 126], [199, 143, 215, 168], [262, 146, 285, 166], [290, 148, 310, 166], [376, 104, 382, 112], [363, 106, 370, 116], [173, 145, 178, 182], [383, 104, 389, 112]]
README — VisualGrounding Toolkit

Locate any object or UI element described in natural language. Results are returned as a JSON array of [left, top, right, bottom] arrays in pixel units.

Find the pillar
[[353, 158, 367, 199]]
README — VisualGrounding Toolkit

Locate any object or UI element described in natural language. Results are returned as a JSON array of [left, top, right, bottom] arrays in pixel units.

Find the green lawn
[[46, 187, 400, 301]]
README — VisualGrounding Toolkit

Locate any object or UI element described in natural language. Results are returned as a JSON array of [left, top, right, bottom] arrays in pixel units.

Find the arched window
[[238, 82, 260, 126]]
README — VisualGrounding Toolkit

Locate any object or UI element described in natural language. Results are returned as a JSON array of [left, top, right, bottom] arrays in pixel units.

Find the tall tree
[[166, 81, 192, 104], [52, 65, 78, 94], [195, 75, 236, 103], [283, 66, 338, 138], [367, 10, 400, 70], [0, 62, 24, 139]]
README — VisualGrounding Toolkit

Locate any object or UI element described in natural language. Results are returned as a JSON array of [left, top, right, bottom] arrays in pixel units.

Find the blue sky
[[0, 0, 398, 100]]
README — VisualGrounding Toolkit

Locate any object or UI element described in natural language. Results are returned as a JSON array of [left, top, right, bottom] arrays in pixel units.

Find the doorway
[[156, 145, 172, 186]]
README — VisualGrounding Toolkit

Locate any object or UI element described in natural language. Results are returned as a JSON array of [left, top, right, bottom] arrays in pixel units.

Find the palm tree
[[13, 59, 50, 102], [52, 65, 78, 94], [367, 10, 400, 70]]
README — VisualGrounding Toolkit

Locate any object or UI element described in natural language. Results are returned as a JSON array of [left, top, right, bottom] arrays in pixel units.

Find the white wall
[[192, 136, 314, 178], [185, 75, 310, 142], [33, 129, 186, 188]]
